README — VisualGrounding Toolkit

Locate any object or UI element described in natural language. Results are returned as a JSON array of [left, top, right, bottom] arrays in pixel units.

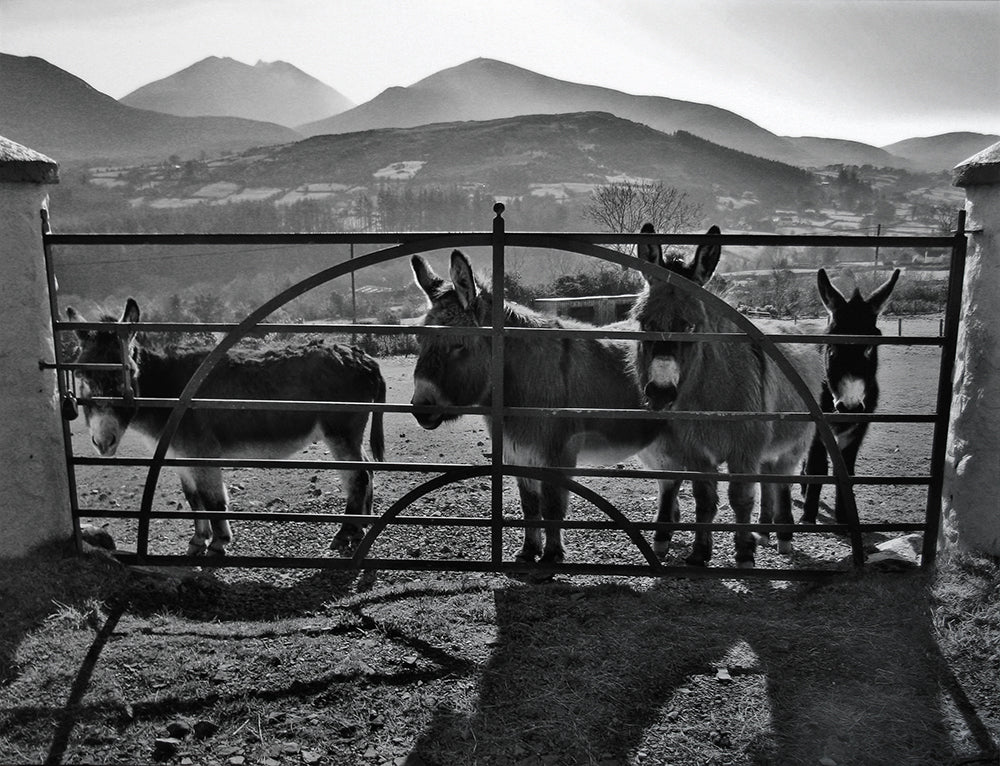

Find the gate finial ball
[[493, 202, 505, 217]]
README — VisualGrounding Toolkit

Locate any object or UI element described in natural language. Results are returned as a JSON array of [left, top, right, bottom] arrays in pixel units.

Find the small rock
[[153, 737, 181, 759], [193, 720, 219, 739], [819, 758, 838, 766], [302, 751, 322, 764], [80, 523, 116, 551], [282, 741, 301, 754], [228, 757, 246, 766], [166, 720, 192, 739], [716, 667, 734, 683]]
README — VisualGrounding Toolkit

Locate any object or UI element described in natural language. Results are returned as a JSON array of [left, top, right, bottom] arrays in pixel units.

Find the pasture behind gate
[[45, 216, 965, 580], [69, 317, 939, 578]]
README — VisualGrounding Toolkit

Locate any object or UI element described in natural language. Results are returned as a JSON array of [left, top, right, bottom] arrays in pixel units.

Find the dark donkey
[[68, 298, 386, 556], [410, 250, 685, 567], [632, 224, 824, 567], [800, 268, 900, 525]]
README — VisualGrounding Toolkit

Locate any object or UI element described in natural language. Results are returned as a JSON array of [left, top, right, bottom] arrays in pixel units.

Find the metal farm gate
[[41, 205, 969, 581]]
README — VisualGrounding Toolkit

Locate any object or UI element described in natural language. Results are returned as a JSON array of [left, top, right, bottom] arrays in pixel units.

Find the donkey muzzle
[[834, 400, 866, 414], [644, 381, 678, 411]]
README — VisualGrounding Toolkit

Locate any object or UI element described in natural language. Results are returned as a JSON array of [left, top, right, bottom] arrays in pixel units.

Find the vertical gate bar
[[490, 204, 507, 567], [40, 210, 84, 553], [922, 208, 968, 567]]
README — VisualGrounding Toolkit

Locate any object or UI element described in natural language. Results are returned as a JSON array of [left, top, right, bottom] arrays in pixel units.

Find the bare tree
[[583, 181, 705, 284], [584, 181, 704, 240]]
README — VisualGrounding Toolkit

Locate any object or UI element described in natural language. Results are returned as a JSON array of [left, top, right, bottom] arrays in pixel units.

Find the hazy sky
[[2, 0, 997, 146]]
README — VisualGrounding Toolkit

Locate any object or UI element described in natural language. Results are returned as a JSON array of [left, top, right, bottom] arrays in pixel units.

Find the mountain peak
[[121, 57, 354, 128]]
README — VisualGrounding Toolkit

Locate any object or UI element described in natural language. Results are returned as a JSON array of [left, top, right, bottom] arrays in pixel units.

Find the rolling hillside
[[297, 58, 815, 166], [0, 54, 301, 162], [120, 57, 354, 128], [222, 111, 813, 202], [882, 132, 1000, 172]]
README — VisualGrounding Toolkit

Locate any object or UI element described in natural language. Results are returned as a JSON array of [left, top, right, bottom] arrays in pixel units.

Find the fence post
[[942, 141, 1000, 556], [0, 137, 71, 558]]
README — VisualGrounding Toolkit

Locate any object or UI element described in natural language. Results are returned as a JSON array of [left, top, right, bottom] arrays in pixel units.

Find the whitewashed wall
[[0, 137, 71, 558], [943, 141, 1000, 556]]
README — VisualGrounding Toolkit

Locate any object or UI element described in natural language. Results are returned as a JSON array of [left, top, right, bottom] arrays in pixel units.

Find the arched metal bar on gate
[[493, 229, 866, 567], [347, 463, 663, 570], [133, 234, 489, 559]]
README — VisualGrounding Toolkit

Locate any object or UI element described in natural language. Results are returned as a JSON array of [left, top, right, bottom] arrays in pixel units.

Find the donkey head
[[410, 251, 493, 429], [632, 223, 722, 410], [817, 268, 900, 413], [67, 298, 141, 455]]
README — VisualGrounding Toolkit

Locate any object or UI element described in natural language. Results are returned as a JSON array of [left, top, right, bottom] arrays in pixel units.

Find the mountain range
[[296, 58, 996, 171], [120, 56, 353, 128], [0, 54, 300, 162], [0, 53, 995, 172]]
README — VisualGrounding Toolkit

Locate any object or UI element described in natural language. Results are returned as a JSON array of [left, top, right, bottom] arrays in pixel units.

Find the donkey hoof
[[735, 558, 756, 569], [684, 554, 708, 567], [330, 536, 360, 557], [652, 540, 671, 560], [777, 540, 794, 555], [753, 532, 772, 546]]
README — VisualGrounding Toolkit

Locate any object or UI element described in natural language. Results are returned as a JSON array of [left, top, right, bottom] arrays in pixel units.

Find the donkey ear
[[121, 298, 140, 324], [816, 268, 846, 314], [66, 306, 93, 342], [120, 298, 140, 345], [449, 250, 479, 309], [867, 268, 900, 315], [637, 223, 661, 267], [411, 255, 444, 299], [689, 225, 722, 286]]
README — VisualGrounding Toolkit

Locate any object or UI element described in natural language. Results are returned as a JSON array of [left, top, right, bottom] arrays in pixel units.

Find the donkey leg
[[758, 481, 775, 546], [800, 434, 827, 524], [325, 428, 373, 555], [514, 477, 545, 564], [179, 470, 210, 556], [833, 436, 862, 526], [180, 467, 231, 556], [538, 480, 568, 565], [728, 480, 758, 568], [652, 479, 680, 560], [687, 479, 719, 566], [763, 459, 796, 555], [640, 447, 682, 559]]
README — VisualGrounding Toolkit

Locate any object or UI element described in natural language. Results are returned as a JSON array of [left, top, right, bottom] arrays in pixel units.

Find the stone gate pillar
[[0, 136, 72, 558], [943, 141, 1000, 556]]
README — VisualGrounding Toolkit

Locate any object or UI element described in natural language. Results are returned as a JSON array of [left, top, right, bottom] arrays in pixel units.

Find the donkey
[[632, 224, 824, 567], [68, 298, 386, 556], [410, 250, 687, 568], [800, 267, 900, 525]]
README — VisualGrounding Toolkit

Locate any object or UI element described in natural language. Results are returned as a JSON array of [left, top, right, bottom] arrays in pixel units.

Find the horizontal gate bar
[[50, 320, 946, 346], [112, 552, 851, 582], [68, 456, 932, 485], [45, 230, 956, 249], [71, 506, 927, 535], [64, 395, 939, 424]]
